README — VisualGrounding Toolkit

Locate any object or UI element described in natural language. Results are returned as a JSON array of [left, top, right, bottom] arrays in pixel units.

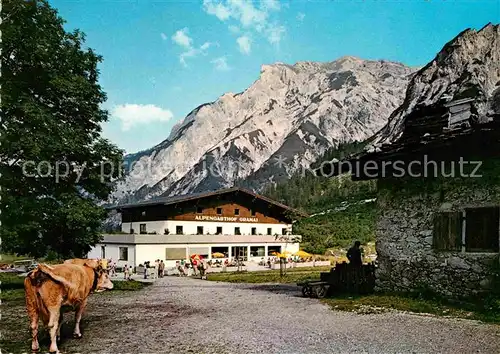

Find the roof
[[315, 97, 500, 180], [109, 187, 308, 217], [443, 97, 475, 107]]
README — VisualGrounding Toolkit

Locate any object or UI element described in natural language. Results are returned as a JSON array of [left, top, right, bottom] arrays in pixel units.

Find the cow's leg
[[24, 278, 40, 352], [73, 299, 87, 338], [28, 309, 40, 352], [56, 310, 64, 342], [47, 307, 60, 353]]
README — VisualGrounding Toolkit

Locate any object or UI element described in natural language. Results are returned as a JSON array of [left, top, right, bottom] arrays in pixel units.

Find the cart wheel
[[302, 286, 311, 297], [314, 285, 327, 299]]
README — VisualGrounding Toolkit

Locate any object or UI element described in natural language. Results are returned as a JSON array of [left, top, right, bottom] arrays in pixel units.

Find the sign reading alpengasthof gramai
[[194, 215, 259, 223]]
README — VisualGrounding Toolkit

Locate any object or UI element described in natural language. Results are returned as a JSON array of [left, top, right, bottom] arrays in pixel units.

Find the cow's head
[[84, 262, 113, 292]]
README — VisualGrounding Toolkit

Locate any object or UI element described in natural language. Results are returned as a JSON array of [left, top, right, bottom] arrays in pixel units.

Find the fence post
[[280, 257, 286, 277]]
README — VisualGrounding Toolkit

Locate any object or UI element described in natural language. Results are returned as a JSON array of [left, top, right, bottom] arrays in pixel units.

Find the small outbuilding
[[318, 96, 500, 297]]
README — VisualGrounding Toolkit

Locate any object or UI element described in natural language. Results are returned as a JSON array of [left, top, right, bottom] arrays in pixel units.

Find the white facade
[[93, 191, 303, 269], [88, 234, 301, 269], [121, 220, 292, 236]]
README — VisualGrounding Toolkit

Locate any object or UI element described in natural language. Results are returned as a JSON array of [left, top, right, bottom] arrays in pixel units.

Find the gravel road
[[58, 276, 500, 354]]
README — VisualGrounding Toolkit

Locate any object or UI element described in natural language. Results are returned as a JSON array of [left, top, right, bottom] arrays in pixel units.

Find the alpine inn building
[[88, 187, 305, 268]]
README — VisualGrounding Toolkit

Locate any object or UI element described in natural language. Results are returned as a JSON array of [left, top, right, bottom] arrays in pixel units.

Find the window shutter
[[465, 207, 500, 252], [433, 212, 462, 251]]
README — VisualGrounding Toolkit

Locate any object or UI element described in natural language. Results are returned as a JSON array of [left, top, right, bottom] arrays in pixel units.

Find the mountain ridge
[[111, 56, 417, 205]]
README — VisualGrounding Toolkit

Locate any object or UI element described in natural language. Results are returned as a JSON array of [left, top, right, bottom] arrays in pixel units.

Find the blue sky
[[49, 0, 499, 154]]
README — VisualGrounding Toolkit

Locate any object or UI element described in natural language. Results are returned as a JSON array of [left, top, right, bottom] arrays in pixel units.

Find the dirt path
[[12, 277, 500, 353]]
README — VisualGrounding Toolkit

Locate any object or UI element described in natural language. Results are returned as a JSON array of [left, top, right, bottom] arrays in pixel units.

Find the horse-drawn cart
[[297, 262, 376, 298]]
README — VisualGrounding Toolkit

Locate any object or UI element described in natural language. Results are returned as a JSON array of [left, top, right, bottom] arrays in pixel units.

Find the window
[[234, 208, 240, 215], [119, 247, 128, 261], [251, 209, 256, 216], [432, 212, 462, 251], [251, 227, 257, 235], [235, 227, 241, 235], [465, 207, 499, 252], [282, 228, 287, 235], [140, 224, 147, 234], [197, 226, 204, 235], [101, 246, 106, 259], [212, 246, 229, 257], [197, 207, 203, 214], [433, 207, 500, 252], [250, 246, 265, 257], [267, 228, 272, 235], [216, 226, 223, 235], [176, 225, 183, 234], [217, 208, 222, 215], [165, 247, 186, 260]]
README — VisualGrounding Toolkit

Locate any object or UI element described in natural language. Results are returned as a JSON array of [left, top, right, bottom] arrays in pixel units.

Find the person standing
[[191, 258, 198, 276], [159, 260, 164, 278], [151, 260, 158, 280], [347, 241, 363, 267], [199, 260, 207, 279], [124, 264, 129, 279]]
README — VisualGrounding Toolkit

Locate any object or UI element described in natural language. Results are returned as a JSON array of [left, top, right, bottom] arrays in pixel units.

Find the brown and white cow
[[24, 261, 113, 353]]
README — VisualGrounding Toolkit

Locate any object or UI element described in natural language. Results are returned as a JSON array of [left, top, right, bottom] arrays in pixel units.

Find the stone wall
[[375, 159, 500, 298]]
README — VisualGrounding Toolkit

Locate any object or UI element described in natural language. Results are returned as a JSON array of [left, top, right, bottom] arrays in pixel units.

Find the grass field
[[206, 266, 331, 284], [323, 293, 500, 324], [0, 254, 33, 263]]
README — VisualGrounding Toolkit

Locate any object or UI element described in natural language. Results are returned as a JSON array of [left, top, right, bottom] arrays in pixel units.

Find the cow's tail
[[24, 274, 39, 310], [32, 263, 78, 292]]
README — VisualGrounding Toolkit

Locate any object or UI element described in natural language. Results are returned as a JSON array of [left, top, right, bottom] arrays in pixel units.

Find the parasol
[[293, 250, 312, 258]]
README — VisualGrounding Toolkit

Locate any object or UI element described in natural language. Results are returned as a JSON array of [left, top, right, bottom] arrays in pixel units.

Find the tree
[[1, 0, 123, 258]]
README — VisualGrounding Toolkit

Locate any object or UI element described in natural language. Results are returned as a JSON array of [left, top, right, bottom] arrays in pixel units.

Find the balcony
[[100, 233, 302, 245]]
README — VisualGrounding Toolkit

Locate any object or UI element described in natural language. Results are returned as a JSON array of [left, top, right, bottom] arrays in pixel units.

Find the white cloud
[[179, 41, 213, 67], [228, 0, 268, 28], [211, 56, 230, 71], [112, 104, 174, 131], [171, 27, 214, 67], [200, 42, 211, 51], [229, 25, 240, 34], [202, 0, 285, 47], [171, 27, 192, 48], [203, 0, 231, 20], [160, 32, 167, 40], [262, 0, 280, 11], [296, 12, 305, 22], [237, 35, 251, 54], [266, 24, 286, 45]]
